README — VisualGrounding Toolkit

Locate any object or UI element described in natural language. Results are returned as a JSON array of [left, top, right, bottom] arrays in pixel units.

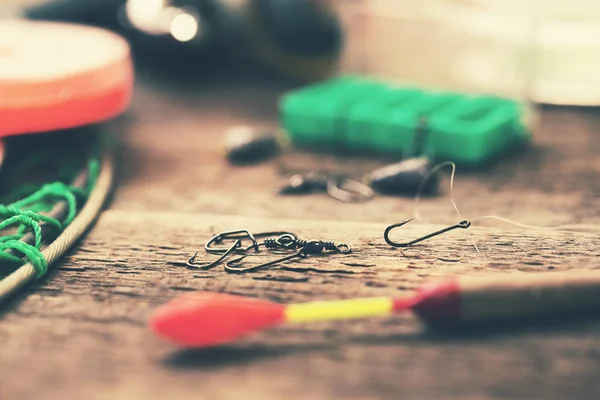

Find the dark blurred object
[[224, 126, 280, 165], [23, 0, 342, 80], [24, 0, 125, 27], [362, 116, 440, 197], [245, 0, 342, 81], [24, 0, 235, 66], [279, 171, 329, 195], [364, 156, 440, 196]]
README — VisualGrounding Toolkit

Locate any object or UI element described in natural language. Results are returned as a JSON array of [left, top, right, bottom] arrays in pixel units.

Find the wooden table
[[1, 64, 599, 400]]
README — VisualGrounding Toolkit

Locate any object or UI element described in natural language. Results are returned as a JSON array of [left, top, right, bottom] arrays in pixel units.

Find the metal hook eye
[[275, 233, 297, 249], [335, 243, 352, 254]]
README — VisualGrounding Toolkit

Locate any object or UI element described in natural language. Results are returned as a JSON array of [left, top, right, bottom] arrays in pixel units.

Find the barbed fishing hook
[[187, 239, 242, 269], [205, 230, 297, 254], [384, 218, 471, 247], [204, 229, 259, 253], [185, 231, 299, 269]]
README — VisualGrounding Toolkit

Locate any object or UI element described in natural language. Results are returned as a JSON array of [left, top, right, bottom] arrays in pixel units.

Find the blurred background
[[4, 0, 600, 106]]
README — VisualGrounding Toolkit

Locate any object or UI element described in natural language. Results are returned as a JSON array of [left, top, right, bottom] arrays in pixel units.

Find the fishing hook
[[187, 239, 242, 269], [204, 229, 259, 253], [205, 230, 297, 254], [225, 248, 308, 273], [185, 231, 299, 269], [384, 218, 471, 248]]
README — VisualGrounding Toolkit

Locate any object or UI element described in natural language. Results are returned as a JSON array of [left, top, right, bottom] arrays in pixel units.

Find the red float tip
[[409, 279, 462, 325], [392, 295, 418, 312], [150, 292, 286, 348]]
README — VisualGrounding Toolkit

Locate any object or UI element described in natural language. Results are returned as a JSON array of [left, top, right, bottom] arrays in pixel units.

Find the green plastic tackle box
[[279, 76, 532, 165]]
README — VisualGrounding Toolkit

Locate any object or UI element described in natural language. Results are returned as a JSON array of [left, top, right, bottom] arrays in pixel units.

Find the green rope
[[0, 156, 100, 280]]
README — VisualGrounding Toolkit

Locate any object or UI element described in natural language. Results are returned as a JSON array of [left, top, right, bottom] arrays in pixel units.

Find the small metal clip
[[279, 171, 374, 203]]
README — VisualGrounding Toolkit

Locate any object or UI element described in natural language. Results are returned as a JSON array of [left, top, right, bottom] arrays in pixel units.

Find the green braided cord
[[0, 241, 48, 278], [11, 183, 79, 225], [0, 206, 62, 232], [0, 234, 24, 243], [0, 215, 45, 248], [0, 155, 100, 280]]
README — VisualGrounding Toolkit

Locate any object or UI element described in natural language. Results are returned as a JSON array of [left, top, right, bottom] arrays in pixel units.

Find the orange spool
[[0, 19, 134, 136]]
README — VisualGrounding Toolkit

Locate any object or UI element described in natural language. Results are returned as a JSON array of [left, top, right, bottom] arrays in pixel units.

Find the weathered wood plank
[[1, 210, 599, 400]]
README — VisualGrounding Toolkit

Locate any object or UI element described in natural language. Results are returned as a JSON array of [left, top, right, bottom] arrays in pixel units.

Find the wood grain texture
[[1, 67, 599, 400]]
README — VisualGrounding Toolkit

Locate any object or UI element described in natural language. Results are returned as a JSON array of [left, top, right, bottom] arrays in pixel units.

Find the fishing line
[[411, 161, 482, 253], [411, 160, 599, 254]]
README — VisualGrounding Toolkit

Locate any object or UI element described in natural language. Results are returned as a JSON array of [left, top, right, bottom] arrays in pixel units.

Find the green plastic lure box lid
[[279, 75, 532, 165]]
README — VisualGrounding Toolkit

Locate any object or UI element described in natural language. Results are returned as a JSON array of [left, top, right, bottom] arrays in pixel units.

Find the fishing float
[[150, 269, 600, 348]]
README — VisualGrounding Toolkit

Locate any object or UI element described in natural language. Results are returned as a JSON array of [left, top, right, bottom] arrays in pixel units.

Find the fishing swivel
[[225, 238, 351, 273], [384, 218, 471, 248], [270, 233, 350, 253]]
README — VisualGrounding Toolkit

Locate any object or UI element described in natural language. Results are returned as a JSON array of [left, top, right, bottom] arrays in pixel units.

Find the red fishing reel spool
[[0, 19, 134, 137]]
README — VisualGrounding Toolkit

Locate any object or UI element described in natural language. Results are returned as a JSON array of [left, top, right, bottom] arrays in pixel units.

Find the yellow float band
[[285, 297, 394, 324]]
